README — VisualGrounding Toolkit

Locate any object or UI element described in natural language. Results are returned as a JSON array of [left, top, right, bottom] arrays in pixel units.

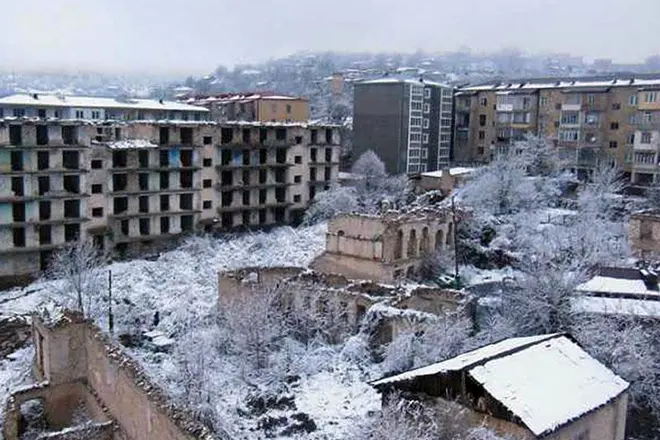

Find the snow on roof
[[421, 167, 475, 178], [105, 139, 158, 149], [468, 336, 629, 436], [575, 275, 658, 297], [459, 76, 660, 92], [572, 296, 660, 318], [0, 94, 208, 112], [373, 334, 629, 436], [358, 77, 451, 88]]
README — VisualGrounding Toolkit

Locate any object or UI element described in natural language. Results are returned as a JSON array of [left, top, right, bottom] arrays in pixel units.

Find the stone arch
[[420, 227, 429, 255], [407, 229, 418, 258], [446, 223, 453, 246], [435, 230, 444, 250], [394, 229, 403, 259]]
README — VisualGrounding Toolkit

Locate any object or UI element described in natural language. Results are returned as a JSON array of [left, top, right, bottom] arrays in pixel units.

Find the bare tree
[[47, 239, 105, 318]]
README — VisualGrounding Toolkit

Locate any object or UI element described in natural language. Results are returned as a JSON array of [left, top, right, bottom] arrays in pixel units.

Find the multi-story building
[[454, 76, 660, 181], [353, 77, 454, 174], [631, 81, 660, 184], [0, 95, 340, 284], [182, 93, 310, 123]]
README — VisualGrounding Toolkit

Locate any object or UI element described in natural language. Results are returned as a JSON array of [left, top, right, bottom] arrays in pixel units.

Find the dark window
[[12, 177, 24, 196], [311, 129, 318, 144], [310, 148, 317, 162], [64, 224, 80, 242], [61, 126, 76, 145], [180, 193, 193, 210], [221, 149, 232, 165], [11, 151, 23, 171], [160, 217, 170, 234], [112, 151, 127, 168], [139, 196, 149, 213], [115, 127, 122, 140], [259, 169, 267, 184], [242, 149, 250, 166], [120, 220, 129, 236], [113, 197, 128, 214], [91, 159, 103, 169], [610, 122, 619, 130], [276, 149, 287, 164], [112, 173, 128, 192], [310, 168, 317, 182], [203, 158, 212, 167], [37, 152, 49, 170], [37, 109, 46, 118], [275, 187, 285, 203], [180, 127, 193, 144], [160, 195, 170, 211], [39, 225, 52, 245], [180, 170, 193, 188], [203, 136, 212, 145], [479, 115, 487, 126], [243, 190, 250, 205], [259, 189, 267, 204], [9, 125, 23, 145], [91, 184, 102, 194], [275, 169, 286, 183], [477, 147, 485, 155], [13, 203, 25, 222], [139, 150, 149, 168], [260, 128, 268, 143], [221, 170, 233, 186], [325, 129, 333, 144], [39, 201, 51, 220], [274, 207, 285, 223], [293, 194, 301, 203], [242, 128, 251, 144], [478, 131, 485, 140], [609, 141, 618, 149], [221, 128, 233, 144], [275, 128, 287, 141], [242, 211, 250, 225], [295, 136, 303, 144], [259, 209, 266, 224], [63, 175, 80, 193], [38, 176, 49, 195], [325, 148, 332, 162], [160, 172, 169, 189], [612, 103, 621, 110], [203, 179, 212, 188], [139, 218, 150, 235], [92, 207, 103, 217], [555, 103, 562, 110], [222, 191, 232, 206], [63, 200, 80, 218], [203, 200, 212, 209], [294, 155, 302, 164], [181, 215, 194, 232], [159, 127, 170, 144], [62, 151, 80, 170], [260, 149, 267, 164], [294, 175, 302, 183], [139, 173, 149, 191], [180, 149, 193, 167], [36, 125, 49, 145], [324, 167, 331, 181], [13, 228, 25, 247], [159, 150, 169, 167], [242, 170, 251, 185]]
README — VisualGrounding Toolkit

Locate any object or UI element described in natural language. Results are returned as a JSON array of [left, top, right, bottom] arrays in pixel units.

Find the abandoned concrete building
[[372, 333, 629, 440], [310, 209, 455, 283], [0, 114, 341, 284], [217, 266, 472, 345], [629, 209, 660, 258], [2, 309, 218, 440], [180, 93, 310, 123]]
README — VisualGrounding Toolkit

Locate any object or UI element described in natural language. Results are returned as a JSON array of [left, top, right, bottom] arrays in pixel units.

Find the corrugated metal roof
[[0, 94, 208, 112]]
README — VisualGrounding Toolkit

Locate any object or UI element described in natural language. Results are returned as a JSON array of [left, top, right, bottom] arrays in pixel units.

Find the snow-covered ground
[[0, 346, 34, 431]]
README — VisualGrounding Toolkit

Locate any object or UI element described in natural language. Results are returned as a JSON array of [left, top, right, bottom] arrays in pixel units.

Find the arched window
[[337, 230, 345, 237], [420, 227, 429, 255], [446, 223, 453, 246], [394, 229, 403, 259], [407, 229, 418, 258], [435, 230, 444, 250]]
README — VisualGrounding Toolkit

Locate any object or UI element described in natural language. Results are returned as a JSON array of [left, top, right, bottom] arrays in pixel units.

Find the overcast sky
[[1, 0, 658, 74]]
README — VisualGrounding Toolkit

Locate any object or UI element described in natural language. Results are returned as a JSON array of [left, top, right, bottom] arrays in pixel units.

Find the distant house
[[181, 92, 309, 123], [572, 267, 660, 319], [413, 167, 475, 196], [371, 333, 629, 440]]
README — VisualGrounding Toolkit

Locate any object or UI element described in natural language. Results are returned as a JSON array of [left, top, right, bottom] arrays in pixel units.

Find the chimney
[[32, 93, 38, 100], [159, 99, 164, 104]]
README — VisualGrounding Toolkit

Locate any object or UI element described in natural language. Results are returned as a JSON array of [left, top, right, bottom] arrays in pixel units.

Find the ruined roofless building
[[311, 208, 455, 283]]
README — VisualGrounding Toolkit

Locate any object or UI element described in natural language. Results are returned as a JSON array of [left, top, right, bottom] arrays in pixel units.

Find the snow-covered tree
[[351, 150, 386, 183], [303, 184, 359, 224], [47, 240, 105, 318]]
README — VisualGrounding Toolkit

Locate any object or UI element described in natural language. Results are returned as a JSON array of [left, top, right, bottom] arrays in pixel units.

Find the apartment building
[[353, 77, 454, 174], [182, 93, 310, 123], [0, 96, 340, 284], [454, 76, 660, 181], [631, 82, 660, 184]]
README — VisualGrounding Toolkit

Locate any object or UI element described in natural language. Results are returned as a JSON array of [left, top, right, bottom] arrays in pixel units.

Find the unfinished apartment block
[[0, 120, 341, 285], [310, 208, 455, 282], [2, 309, 217, 440]]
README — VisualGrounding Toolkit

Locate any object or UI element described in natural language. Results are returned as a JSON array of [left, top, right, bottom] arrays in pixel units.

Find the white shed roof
[[572, 295, 660, 318], [372, 334, 628, 437], [0, 94, 208, 112]]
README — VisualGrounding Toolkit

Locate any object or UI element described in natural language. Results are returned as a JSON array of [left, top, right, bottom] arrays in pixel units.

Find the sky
[[1, 0, 658, 74]]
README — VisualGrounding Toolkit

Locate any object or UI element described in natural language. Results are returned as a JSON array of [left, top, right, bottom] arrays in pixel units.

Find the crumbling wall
[[629, 213, 660, 256]]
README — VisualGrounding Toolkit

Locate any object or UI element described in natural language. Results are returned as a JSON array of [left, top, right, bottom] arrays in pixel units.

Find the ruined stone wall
[[629, 214, 660, 255]]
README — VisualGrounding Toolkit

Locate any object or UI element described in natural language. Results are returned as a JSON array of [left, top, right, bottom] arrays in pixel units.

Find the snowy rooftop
[[572, 296, 660, 318], [104, 139, 159, 149], [372, 334, 629, 437], [421, 167, 475, 178], [575, 267, 659, 298], [358, 77, 451, 88], [0, 94, 208, 112], [183, 93, 306, 105], [459, 76, 660, 92]]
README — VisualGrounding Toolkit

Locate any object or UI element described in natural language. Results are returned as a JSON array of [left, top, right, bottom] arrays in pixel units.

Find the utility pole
[[108, 270, 114, 335], [451, 196, 459, 285]]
